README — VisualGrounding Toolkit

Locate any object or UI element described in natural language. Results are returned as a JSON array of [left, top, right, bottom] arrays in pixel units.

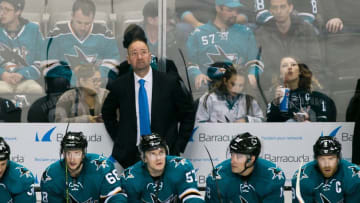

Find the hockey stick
[[178, 48, 193, 95], [296, 161, 305, 203], [204, 145, 223, 203]]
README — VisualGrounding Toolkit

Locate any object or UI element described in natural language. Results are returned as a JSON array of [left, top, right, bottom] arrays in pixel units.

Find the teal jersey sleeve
[[99, 159, 127, 202], [1, 161, 36, 203], [168, 157, 204, 202], [205, 172, 223, 203], [40, 164, 65, 203]]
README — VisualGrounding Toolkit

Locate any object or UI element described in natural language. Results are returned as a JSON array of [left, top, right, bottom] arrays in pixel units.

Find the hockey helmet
[[313, 136, 341, 158], [229, 132, 261, 158], [0, 137, 10, 161], [60, 131, 88, 153], [139, 133, 169, 154]]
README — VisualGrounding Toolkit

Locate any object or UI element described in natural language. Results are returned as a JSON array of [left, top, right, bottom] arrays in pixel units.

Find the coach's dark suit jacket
[[102, 69, 195, 168]]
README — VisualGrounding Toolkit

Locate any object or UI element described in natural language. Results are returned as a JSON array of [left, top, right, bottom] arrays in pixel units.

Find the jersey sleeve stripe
[[179, 188, 202, 201]]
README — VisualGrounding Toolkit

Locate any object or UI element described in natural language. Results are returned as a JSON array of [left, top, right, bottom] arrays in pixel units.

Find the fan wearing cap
[[186, 0, 261, 90], [267, 56, 336, 122], [0, 0, 43, 94], [291, 136, 360, 203], [120, 133, 204, 202], [0, 137, 36, 202], [40, 132, 127, 203], [205, 132, 285, 202]]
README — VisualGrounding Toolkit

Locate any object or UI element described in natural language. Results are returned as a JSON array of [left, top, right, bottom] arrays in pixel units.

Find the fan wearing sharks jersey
[[44, 0, 120, 86], [205, 132, 285, 203], [40, 131, 127, 203], [0, 137, 36, 203], [121, 133, 204, 203], [0, 0, 43, 94], [186, 0, 261, 90], [291, 136, 360, 203]]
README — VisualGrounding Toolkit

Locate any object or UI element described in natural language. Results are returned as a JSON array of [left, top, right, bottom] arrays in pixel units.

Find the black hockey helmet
[[1, 0, 25, 11], [60, 132, 88, 153], [313, 136, 341, 158], [139, 133, 169, 154], [229, 132, 261, 158], [0, 137, 10, 161]]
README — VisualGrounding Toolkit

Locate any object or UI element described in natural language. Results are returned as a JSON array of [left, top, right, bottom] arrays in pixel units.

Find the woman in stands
[[55, 64, 108, 123], [267, 56, 337, 122], [195, 64, 264, 123]]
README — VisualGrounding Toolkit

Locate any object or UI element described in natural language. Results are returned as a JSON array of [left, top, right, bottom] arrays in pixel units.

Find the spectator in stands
[[196, 64, 263, 123], [291, 136, 360, 202], [255, 0, 323, 93], [267, 56, 336, 122], [102, 37, 194, 169], [186, 0, 261, 91], [0, 137, 36, 202], [120, 133, 204, 202], [28, 62, 72, 122], [55, 64, 108, 123], [40, 131, 127, 202], [175, 0, 247, 43], [205, 132, 285, 202], [255, 0, 343, 33], [0, 0, 43, 94], [44, 0, 120, 86]]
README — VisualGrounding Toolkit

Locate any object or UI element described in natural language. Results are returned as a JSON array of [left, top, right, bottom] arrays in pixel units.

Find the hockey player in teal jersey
[[40, 131, 127, 203], [186, 0, 261, 89], [0, 137, 36, 202], [291, 136, 360, 203], [205, 132, 285, 202], [44, 0, 120, 85], [0, 0, 43, 94], [120, 133, 204, 202]]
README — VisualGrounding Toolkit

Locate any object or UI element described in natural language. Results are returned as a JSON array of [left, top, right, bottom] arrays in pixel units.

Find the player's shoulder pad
[[8, 161, 35, 184], [24, 21, 41, 31], [341, 160, 360, 181], [291, 161, 316, 184], [167, 156, 194, 171], [207, 159, 231, 181], [91, 23, 115, 38], [256, 158, 285, 183], [41, 160, 63, 184], [48, 21, 70, 37], [86, 153, 114, 173]]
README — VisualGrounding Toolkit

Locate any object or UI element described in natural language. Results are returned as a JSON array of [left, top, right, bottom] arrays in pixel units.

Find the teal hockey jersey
[[45, 22, 120, 80], [186, 21, 259, 82], [0, 19, 43, 80], [0, 160, 36, 203], [205, 158, 285, 202], [291, 159, 360, 203], [40, 153, 127, 203], [121, 155, 204, 202]]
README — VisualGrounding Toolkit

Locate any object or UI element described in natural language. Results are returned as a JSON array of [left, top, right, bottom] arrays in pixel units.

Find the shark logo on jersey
[[206, 45, 239, 66], [211, 166, 222, 180], [147, 181, 163, 192], [170, 157, 187, 168], [121, 168, 135, 180], [64, 46, 98, 68], [217, 31, 229, 41], [0, 183, 7, 189], [16, 167, 32, 178], [41, 169, 52, 183], [268, 167, 284, 180], [145, 193, 176, 203], [349, 166, 360, 178], [68, 181, 84, 191], [90, 157, 109, 171], [0, 42, 28, 67], [239, 183, 255, 193], [238, 195, 248, 203], [320, 193, 330, 203], [293, 168, 309, 180], [68, 193, 94, 203]]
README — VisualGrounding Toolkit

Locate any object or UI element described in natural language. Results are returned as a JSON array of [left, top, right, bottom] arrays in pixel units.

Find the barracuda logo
[[321, 126, 341, 137], [189, 126, 199, 142], [35, 127, 56, 142]]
